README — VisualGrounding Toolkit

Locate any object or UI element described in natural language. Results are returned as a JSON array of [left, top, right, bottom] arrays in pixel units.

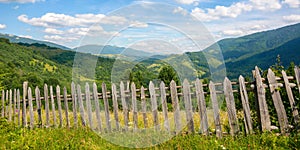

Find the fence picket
[[140, 86, 148, 128], [1, 90, 4, 117], [93, 83, 102, 131], [13, 89, 16, 124], [35, 87, 42, 127], [44, 84, 50, 127], [102, 83, 111, 132], [209, 81, 222, 138], [28, 87, 34, 129], [23, 82, 28, 127], [183, 79, 195, 133], [239, 76, 253, 134], [295, 66, 300, 95], [254, 66, 271, 131], [8, 89, 12, 122], [131, 82, 138, 131], [160, 81, 170, 132], [17, 89, 20, 127], [282, 70, 299, 124], [267, 69, 289, 134], [77, 84, 86, 126], [85, 83, 93, 128], [224, 78, 239, 136], [149, 81, 160, 131], [112, 83, 120, 131], [195, 79, 209, 135], [56, 86, 63, 127], [63, 87, 70, 128], [170, 80, 181, 134], [120, 81, 128, 131], [71, 82, 78, 128], [50, 86, 56, 127]]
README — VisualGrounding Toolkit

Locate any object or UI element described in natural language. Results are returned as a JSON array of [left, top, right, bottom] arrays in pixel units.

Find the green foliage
[[158, 65, 179, 86]]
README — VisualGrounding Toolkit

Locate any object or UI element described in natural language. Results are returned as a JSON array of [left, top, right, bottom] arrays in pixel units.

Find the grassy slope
[[0, 118, 299, 149]]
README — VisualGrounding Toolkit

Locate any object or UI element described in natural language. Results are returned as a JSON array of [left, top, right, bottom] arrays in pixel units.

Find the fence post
[[112, 83, 120, 131], [71, 82, 78, 128], [282, 70, 299, 125], [50, 86, 56, 127], [85, 83, 93, 128], [120, 81, 128, 131], [254, 66, 271, 131], [28, 87, 34, 129], [160, 81, 170, 132], [13, 89, 17, 124], [195, 79, 209, 135], [294, 66, 300, 95], [209, 81, 222, 138], [170, 80, 181, 134], [183, 79, 195, 133], [131, 82, 138, 131], [8, 89, 12, 122], [239, 75, 253, 134], [35, 86, 42, 127], [140, 86, 148, 128], [93, 83, 102, 131], [77, 84, 86, 127], [149, 81, 160, 131], [1, 90, 4, 117], [17, 89, 21, 127], [102, 83, 111, 132], [63, 87, 70, 128], [23, 81, 28, 127], [224, 77, 239, 136], [267, 69, 288, 134], [44, 84, 50, 127], [56, 85, 63, 127]]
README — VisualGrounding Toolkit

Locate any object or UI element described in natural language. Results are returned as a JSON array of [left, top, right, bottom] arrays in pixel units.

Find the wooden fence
[[1, 66, 300, 138]]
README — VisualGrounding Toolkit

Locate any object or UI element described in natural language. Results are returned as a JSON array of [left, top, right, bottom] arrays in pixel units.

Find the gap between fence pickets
[[1, 66, 300, 136]]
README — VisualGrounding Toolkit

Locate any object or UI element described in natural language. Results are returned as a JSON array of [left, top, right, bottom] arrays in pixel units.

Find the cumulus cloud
[[283, 14, 300, 22], [221, 29, 244, 36], [176, 0, 199, 5], [0, 0, 43, 3], [0, 24, 6, 29], [173, 7, 188, 16], [250, 0, 282, 11], [282, 0, 300, 8], [44, 28, 63, 34], [19, 35, 32, 38]]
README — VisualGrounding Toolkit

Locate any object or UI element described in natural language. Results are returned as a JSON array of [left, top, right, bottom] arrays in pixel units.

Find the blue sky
[[0, 0, 299, 52]]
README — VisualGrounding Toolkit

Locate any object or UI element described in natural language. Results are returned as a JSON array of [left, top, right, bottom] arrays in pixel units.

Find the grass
[[0, 118, 299, 149]]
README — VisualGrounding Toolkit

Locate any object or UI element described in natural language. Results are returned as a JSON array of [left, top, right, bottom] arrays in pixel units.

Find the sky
[[0, 0, 299, 53]]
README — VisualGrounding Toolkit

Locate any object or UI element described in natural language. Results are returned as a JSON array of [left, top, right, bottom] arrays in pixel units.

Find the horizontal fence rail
[[1, 66, 300, 138]]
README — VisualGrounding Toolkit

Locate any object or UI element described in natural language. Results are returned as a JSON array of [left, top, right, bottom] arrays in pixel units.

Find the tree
[[158, 65, 179, 86]]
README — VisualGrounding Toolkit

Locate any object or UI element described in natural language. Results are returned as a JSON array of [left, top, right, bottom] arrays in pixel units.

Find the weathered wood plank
[[120, 81, 128, 131], [239, 76, 253, 134], [93, 83, 102, 131], [13, 89, 17, 124], [160, 81, 170, 132], [1, 90, 4, 117], [77, 84, 86, 126], [224, 77, 239, 136], [282, 70, 299, 124], [149, 81, 160, 131], [85, 83, 93, 128], [195, 79, 209, 135], [23, 82, 28, 127], [112, 83, 120, 131], [267, 69, 288, 134], [102, 83, 111, 132], [295, 66, 300, 95], [56, 85, 63, 127], [63, 87, 70, 128], [209, 81, 222, 138], [50, 86, 56, 127], [8, 89, 12, 122], [140, 86, 148, 128], [44, 84, 50, 127], [28, 87, 34, 129], [5, 90, 8, 117], [183, 79, 195, 133], [71, 82, 78, 128], [254, 66, 271, 131], [35, 87, 42, 127], [170, 80, 181, 134], [131, 82, 138, 131], [17, 89, 21, 127]]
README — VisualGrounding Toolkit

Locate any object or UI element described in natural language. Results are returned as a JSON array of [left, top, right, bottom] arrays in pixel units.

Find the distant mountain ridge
[[0, 33, 70, 50]]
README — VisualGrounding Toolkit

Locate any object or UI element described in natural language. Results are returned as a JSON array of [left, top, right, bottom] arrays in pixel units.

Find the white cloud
[[250, 0, 282, 11], [19, 35, 32, 39], [18, 13, 127, 28], [129, 21, 148, 28], [283, 14, 300, 22], [221, 29, 244, 36], [173, 7, 188, 16], [0, 24, 6, 29], [176, 0, 199, 5], [282, 0, 300, 8], [0, 0, 43, 3], [44, 28, 63, 34], [13, 5, 19, 9]]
